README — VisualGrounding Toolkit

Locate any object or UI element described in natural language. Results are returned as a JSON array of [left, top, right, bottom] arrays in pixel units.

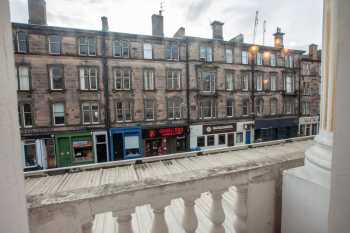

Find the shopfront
[[299, 116, 319, 136], [55, 132, 95, 167], [236, 121, 255, 145], [190, 123, 243, 150], [109, 127, 143, 161], [21, 134, 56, 171], [92, 131, 109, 163], [142, 127, 187, 157], [254, 117, 299, 142]]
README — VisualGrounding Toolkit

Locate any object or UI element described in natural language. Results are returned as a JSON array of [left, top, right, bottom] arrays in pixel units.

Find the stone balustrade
[[26, 137, 312, 233]]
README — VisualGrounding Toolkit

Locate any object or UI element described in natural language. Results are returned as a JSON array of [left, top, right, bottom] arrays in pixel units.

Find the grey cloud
[[186, 0, 214, 21]]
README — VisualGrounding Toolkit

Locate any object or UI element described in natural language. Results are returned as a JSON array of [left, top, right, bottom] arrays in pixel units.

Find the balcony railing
[[26, 136, 313, 233]]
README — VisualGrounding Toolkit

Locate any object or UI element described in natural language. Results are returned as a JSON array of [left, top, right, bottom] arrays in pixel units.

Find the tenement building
[[15, 0, 320, 170]]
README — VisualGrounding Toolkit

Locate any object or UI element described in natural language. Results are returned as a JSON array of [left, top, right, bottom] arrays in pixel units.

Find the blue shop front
[[109, 127, 143, 161]]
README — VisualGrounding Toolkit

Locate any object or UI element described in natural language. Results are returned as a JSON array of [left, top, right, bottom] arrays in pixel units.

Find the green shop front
[[55, 132, 95, 167]]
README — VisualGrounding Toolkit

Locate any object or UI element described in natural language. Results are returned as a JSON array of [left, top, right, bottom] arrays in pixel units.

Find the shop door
[[227, 133, 235, 147], [95, 134, 108, 163], [57, 137, 71, 167], [113, 133, 124, 160], [166, 137, 177, 154], [245, 131, 251, 144]]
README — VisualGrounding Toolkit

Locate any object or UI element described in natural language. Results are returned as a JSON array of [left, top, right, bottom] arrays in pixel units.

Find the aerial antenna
[[253, 10, 259, 44], [159, 0, 165, 15], [263, 20, 266, 45]]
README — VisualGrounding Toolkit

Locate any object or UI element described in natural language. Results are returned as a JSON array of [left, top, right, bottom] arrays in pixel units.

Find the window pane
[[144, 43, 152, 59], [90, 69, 97, 90], [18, 66, 30, 90], [218, 134, 226, 145], [88, 38, 96, 55], [113, 41, 122, 57], [207, 135, 215, 146], [23, 104, 32, 126], [51, 67, 64, 89], [225, 49, 233, 63], [53, 103, 64, 125], [79, 38, 88, 55], [49, 35, 61, 54], [17, 32, 27, 53], [197, 136, 205, 147]]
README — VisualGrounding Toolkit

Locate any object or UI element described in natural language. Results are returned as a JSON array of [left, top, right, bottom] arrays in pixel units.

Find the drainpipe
[[101, 31, 110, 129], [298, 57, 302, 117], [185, 37, 190, 151]]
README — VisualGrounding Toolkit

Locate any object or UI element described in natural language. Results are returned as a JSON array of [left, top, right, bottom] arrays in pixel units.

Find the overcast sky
[[10, 0, 323, 51]]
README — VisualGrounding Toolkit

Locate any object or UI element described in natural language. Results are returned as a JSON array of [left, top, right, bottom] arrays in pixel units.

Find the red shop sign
[[144, 127, 185, 138]]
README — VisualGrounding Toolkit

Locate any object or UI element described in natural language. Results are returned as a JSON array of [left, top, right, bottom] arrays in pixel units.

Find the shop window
[[242, 50, 248, 64], [17, 66, 30, 91], [16, 31, 27, 53], [225, 71, 235, 91], [199, 99, 216, 119], [53, 103, 65, 126], [114, 68, 131, 90], [236, 132, 243, 144], [207, 135, 215, 146], [80, 67, 97, 90], [226, 99, 234, 117], [49, 66, 64, 90], [79, 37, 96, 56], [167, 98, 182, 120], [48, 35, 61, 55], [82, 102, 99, 124], [125, 135, 140, 157], [116, 101, 132, 122], [199, 46, 212, 62], [218, 134, 226, 145], [166, 70, 181, 90], [300, 125, 305, 136], [166, 45, 179, 60], [199, 71, 216, 92], [225, 48, 233, 63], [143, 43, 153, 59], [113, 40, 129, 57], [270, 74, 277, 91], [22, 141, 37, 168], [144, 69, 155, 90], [197, 136, 205, 147], [18, 103, 33, 128], [72, 139, 94, 162], [144, 99, 155, 121], [241, 73, 249, 91]]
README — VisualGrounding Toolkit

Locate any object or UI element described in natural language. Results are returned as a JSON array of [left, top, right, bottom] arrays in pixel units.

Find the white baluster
[[209, 189, 226, 233], [182, 194, 200, 233], [113, 208, 135, 233], [151, 201, 170, 233], [233, 186, 248, 233]]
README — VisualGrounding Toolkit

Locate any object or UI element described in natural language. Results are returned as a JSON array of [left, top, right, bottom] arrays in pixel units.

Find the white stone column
[[233, 186, 248, 233], [0, 1, 30, 233], [209, 189, 226, 233], [281, 0, 337, 232], [151, 201, 170, 233], [328, 0, 350, 232], [182, 194, 199, 233], [113, 208, 135, 233]]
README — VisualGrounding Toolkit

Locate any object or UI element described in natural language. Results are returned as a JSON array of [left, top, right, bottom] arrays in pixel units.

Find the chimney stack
[[173, 27, 185, 38], [101, 16, 109, 32], [273, 27, 285, 48], [211, 21, 224, 40], [309, 44, 318, 60], [152, 11, 164, 37], [28, 0, 47, 25]]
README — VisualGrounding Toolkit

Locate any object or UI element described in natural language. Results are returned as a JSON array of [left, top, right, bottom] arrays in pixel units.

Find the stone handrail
[[27, 137, 312, 233]]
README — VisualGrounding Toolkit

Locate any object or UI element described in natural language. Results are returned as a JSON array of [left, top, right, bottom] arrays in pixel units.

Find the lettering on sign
[[203, 123, 237, 134]]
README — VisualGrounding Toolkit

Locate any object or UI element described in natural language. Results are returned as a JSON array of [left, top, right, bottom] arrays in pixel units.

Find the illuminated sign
[[203, 123, 237, 134], [143, 127, 185, 138]]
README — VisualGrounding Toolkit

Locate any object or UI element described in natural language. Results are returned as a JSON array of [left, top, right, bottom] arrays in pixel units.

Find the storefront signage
[[203, 124, 236, 134], [299, 116, 319, 125], [143, 127, 186, 138], [72, 140, 92, 148]]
